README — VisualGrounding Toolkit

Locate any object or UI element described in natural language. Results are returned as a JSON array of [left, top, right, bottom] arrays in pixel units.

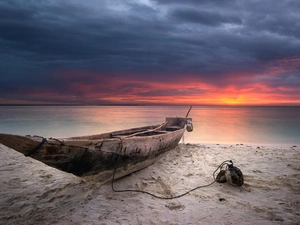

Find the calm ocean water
[[0, 106, 299, 146]]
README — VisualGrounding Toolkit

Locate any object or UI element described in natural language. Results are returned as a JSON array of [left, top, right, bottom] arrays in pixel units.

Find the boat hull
[[85, 128, 185, 182], [0, 117, 189, 183]]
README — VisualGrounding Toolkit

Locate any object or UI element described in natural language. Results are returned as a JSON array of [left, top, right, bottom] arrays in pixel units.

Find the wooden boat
[[0, 117, 192, 183]]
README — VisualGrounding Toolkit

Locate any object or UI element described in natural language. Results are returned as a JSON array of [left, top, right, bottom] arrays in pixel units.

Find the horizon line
[[0, 103, 299, 107]]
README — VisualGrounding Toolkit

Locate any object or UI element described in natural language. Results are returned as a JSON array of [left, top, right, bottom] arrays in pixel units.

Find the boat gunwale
[[63, 118, 188, 143]]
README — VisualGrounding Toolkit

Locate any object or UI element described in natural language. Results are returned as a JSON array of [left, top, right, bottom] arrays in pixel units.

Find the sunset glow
[[1, 64, 299, 106]]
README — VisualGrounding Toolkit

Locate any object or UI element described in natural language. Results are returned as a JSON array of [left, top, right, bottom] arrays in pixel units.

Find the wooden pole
[[185, 106, 193, 118]]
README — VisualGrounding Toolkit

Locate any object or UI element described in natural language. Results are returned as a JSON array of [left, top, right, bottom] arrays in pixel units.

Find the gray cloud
[[0, 0, 299, 104], [169, 8, 242, 26]]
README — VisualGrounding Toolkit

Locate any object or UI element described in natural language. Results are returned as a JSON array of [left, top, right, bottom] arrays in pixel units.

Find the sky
[[0, 0, 300, 106]]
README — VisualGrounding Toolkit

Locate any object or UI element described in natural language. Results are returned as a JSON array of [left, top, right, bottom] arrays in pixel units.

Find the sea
[[0, 106, 299, 146]]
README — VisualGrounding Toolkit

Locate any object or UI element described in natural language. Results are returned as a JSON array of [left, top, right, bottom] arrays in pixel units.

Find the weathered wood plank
[[0, 117, 191, 183]]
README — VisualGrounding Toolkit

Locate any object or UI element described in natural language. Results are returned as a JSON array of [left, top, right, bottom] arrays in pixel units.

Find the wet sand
[[0, 143, 299, 225]]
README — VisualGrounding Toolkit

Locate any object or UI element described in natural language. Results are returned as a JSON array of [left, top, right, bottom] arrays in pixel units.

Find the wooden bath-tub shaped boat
[[0, 117, 192, 183]]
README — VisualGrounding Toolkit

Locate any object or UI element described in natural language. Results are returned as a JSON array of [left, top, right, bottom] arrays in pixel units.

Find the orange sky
[[1, 57, 299, 106]]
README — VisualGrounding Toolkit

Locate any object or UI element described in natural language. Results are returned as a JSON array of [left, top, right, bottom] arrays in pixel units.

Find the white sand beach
[[0, 143, 299, 225]]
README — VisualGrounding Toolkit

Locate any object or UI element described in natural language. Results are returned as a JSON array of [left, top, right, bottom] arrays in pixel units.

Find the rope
[[111, 106, 232, 200], [111, 138, 232, 199], [25, 136, 47, 156], [24, 135, 64, 157], [49, 137, 65, 145]]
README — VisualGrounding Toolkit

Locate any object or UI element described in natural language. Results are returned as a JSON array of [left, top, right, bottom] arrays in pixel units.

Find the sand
[[0, 143, 299, 225]]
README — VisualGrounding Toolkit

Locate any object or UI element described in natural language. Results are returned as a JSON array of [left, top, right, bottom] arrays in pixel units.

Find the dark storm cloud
[[169, 8, 242, 26], [0, 0, 299, 104]]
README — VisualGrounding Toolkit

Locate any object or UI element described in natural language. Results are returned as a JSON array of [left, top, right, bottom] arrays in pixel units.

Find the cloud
[[169, 8, 242, 26], [0, 0, 299, 105]]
